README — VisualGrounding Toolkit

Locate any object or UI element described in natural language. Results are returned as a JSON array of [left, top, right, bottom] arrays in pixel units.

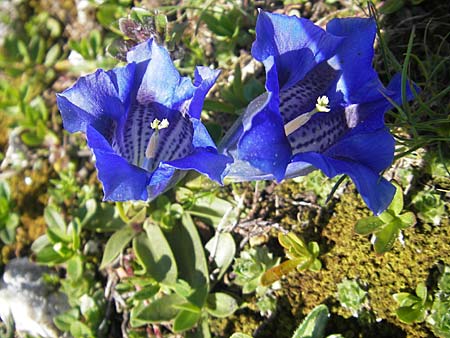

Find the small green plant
[[232, 245, 280, 315], [355, 183, 416, 253], [428, 266, 450, 337], [392, 267, 450, 336], [412, 189, 446, 226], [261, 232, 321, 286], [0, 180, 19, 244], [393, 282, 431, 324], [233, 246, 280, 294], [337, 279, 368, 317]]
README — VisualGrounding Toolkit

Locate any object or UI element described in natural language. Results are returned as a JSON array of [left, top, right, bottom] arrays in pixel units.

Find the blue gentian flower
[[57, 39, 231, 201], [220, 11, 416, 215]]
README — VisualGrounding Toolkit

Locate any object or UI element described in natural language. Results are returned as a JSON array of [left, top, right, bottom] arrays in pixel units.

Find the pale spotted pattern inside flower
[[111, 103, 193, 171], [288, 109, 348, 154], [279, 62, 338, 122], [279, 62, 348, 154], [148, 110, 193, 172]]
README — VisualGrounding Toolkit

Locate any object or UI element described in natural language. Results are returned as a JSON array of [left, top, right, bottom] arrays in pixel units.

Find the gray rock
[[0, 258, 70, 338]]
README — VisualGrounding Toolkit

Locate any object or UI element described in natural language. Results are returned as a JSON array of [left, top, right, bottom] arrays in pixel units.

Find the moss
[[218, 176, 449, 337], [274, 185, 449, 337]]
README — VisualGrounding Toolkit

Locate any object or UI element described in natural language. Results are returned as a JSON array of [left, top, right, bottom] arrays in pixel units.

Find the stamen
[[146, 118, 170, 159], [150, 118, 169, 130], [284, 96, 330, 136], [316, 96, 330, 112]]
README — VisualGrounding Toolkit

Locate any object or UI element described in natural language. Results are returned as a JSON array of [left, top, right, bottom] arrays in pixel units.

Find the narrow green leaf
[[173, 310, 201, 332], [165, 214, 209, 308], [67, 255, 83, 281], [134, 293, 185, 324], [44, 44, 61, 67], [100, 225, 136, 269], [354, 216, 385, 235], [133, 221, 178, 285], [292, 304, 329, 338], [132, 284, 160, 301], [205, 233, 236, 281], [415, 282, 428, 301], [44, 206, 67, 232], [374, 223, 398, 254], [388, 184, 404, 216]]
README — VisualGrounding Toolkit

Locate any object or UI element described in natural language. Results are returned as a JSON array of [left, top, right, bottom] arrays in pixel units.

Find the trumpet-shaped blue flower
[[57, 39, 231, 201], [220, 11, 416, 215]]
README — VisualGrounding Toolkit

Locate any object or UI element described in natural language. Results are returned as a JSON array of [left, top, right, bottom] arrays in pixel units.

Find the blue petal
[[133, 40, 196, 108], [292, 128, 396, 214], [326, 18, 382, 103], [188, 66, 221, 119], [325, 128, 395, 173], [56, 63, 135, 135], [252, 11, 342, 90], [294, 151, 395, 215], [192, 119, 217, 149], [86, 126, 150, 201], [344, 73, 418, 132], [238, 92, 291, 182], [147, 163, 180, 200], [165, 148, 232, 184]]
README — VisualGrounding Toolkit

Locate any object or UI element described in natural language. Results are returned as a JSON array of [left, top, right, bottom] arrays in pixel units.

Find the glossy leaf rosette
[[57, 39, 231, 201], [220, 11, 416, 215]]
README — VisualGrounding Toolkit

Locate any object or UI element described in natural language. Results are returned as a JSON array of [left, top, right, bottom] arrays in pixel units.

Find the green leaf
[[173, 302, 201, 314], [67, 255, 83, 281], [354, 216, 385, 235], [205, 233, 236, 281], [186, 315, 212, 338], [133, 293, 185, 324], [0, 213, 19, 244], [132, 284, 160, 301], [309, 259, 322, 272], [70, 320, 94, 338], [378, 210, 395, 224], [35, 245, 70, 264], [44, 206, 67, 234], [165, 214, 209, 308], [396, 306, 425, 324], [388, 183, 404, 215], [374, 223, 399, 254], [21, 130, 44, 146], [292, 304, 330, 338], [206, 292, 238, 318], [183, 193, 236, 228], [54, 308, 79, 331], [100, 225, 136, 269], [173, 310, 201, 332], [393, 292, 421, 307], [398, 212, 416, 229], [415, 282, 428, 301], [133, 221, 178, 285], [44, 44, 61, 67]]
